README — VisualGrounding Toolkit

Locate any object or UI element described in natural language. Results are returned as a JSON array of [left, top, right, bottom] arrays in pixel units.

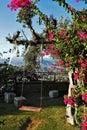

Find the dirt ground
[[21, 117, 42, 130]]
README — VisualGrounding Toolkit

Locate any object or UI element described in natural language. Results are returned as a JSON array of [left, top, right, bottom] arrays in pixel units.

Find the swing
[[18, 68, 43, 112], [8, 31, 43, 112], [10, 56, 42, 111], [19, 106, 42, 112], [18, 31, 43, 112]]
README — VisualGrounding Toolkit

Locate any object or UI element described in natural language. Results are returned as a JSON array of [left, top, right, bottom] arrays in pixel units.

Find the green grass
[[0, 96, 80, 130]]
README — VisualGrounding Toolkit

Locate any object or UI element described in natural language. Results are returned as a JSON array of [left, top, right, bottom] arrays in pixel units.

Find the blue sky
[[0, 0, 87, 58]]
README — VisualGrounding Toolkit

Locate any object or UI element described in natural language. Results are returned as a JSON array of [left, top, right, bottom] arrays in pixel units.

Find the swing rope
[[39, 39, 44, 108], [8, 44, 18, 66], [40, 79, 43, 107], [21, 30, 44, 108], [20, 67, 25, 97]]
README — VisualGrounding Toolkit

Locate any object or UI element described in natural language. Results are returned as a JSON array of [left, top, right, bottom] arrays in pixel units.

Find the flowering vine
[[7, 0, 32, 10], [47, 8, 87, 127]]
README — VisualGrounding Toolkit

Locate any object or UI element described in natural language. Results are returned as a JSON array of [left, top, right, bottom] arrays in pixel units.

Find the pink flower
[[79, 73, 86, 80], [45, 49, 51, 55], [59, 31, 64, 36], [70, 96, 75, 101], [75, 0, 79, 2], [58, 60, 64, 66], [82, 93, 87, 103], [40, 52, 45, 57], [64, 96, 75, 106], [77, 31, 87, 41], [64, 97, 69, 104], [48, 31, 54, 40], [80, 67, 86, 71], [65, 63, 69, 67], [68, 96, 75, 106], [55, 49, 59, 55], [7, 0, 32, 10], [79, 15, 85, 20], [68, 101, 75, 106], [78, 58, 83, 64], [82, 121, 87, 130], [81, 63, 87, 68], [74, 72, 79, 80], [49, 44, 54, 49], [64, 35, 69, 42], [69, 7, 75, 11]]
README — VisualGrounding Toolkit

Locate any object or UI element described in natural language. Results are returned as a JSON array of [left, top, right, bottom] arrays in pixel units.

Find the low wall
[[15, 81, 69, 96]]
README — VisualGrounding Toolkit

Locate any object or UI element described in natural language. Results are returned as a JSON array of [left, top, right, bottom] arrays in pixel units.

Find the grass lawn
[[0, 95, 80, 130]]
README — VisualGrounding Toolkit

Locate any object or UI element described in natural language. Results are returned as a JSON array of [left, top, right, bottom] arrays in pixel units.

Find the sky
[[0, 0, 87, 58]]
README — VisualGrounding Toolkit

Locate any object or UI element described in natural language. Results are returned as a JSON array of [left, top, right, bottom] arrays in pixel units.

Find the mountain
[[0, 57, 65, 73], [9, 57, 25, 67], [0, 57, 53, 67], [0, 57, 25, 67], [42, 59, 53, 67]]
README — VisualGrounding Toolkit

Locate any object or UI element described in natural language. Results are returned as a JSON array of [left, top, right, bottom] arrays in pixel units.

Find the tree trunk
[[66, 70, 75, 125], [24, 44, 31, 56]]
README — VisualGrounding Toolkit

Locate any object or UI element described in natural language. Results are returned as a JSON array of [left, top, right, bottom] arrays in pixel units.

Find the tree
[[6, 3, 56, 71]]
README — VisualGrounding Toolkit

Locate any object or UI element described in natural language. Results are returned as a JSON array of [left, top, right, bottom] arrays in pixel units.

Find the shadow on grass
[[0, 93, 65, 115], [25, 94, 65, 107]]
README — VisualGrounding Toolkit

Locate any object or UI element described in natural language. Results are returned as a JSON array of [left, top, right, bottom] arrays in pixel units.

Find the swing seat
[[19, 106, 42, 112]]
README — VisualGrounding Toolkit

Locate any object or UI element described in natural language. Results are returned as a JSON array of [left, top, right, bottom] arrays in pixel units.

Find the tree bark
[[66, 70, 74, 125]]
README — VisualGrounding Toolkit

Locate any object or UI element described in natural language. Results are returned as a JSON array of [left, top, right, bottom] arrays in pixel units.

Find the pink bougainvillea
[[82, 121, 87, 130], [78, 58, 87, 73], [77, 31, 87, 41], [57, 59, 64, 66], [64, 35, 69, 42], [45, 49, 51, 55], [78, 58, 83, 64], [79, 15, 85, 20], [49, 44, 54, 49], [75, 0, 79, 2], [65, 62, 69, 67], [48, 31, 54, 40], [69, 7, 75, 11], [64, 96, 75, 106], [59, 31, 64, 37], [40, 51, 45, 57], [82, 93, 87, 103], [74, 72, 79, 80], [7, 0, 32, 10], [54, 49, 59, 55], [64, 97, 69, 104]]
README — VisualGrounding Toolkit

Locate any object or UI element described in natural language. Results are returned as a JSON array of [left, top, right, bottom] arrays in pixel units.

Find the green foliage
[[55, 9, 87, 70], [52, 0, 71, 13], [17, 6, 35, 26]]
